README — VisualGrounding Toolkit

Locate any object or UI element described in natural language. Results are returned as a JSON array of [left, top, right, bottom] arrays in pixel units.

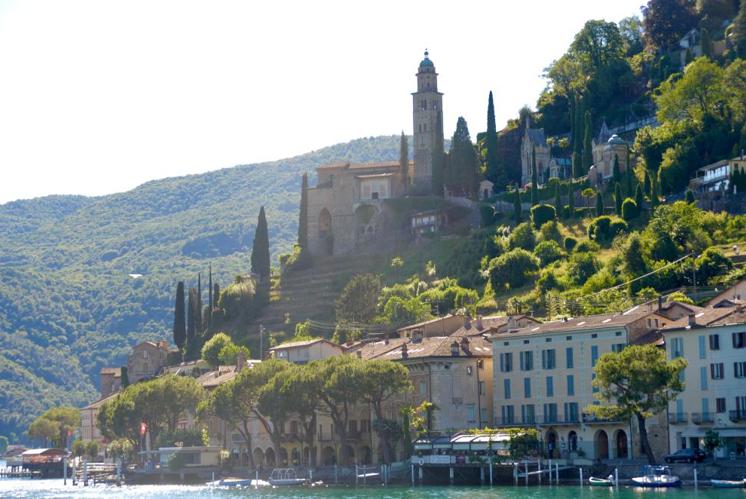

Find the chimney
[[688, 313, 696, 328], [658, 295, 664, 312], [507, 316, 517, 330], [401, 343, 408, 359], [450, 341, 460, 357], [356, 350, 362, 359], [476, 315, 483, 330], [236, 349, 247, 371], [159, 340, 168, 351]]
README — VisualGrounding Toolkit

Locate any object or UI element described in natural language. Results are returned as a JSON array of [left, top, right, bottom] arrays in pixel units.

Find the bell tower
[[412, 50, 444, 195]]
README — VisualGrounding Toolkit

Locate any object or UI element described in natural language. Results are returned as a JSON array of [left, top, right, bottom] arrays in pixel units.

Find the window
[[546, 376, 554, 397], [737, 396, 746, 414], [700, 366, 708, 391], [349, 420, 357, 433], [566, 347, 574, 369], [733, 332, 746, 349], [698, 336, 706, 359], [480, 407, 488, 424], [612, 343, 625, 353], [591, 345, 599, 367], [542, 349, 556, 369], [524, 377, 531, 398], [521, 404, 535, 424], [504, 378, 511, 399], [479, 381, 486, 395], [543, 403, 558, 423], [670, 337, 684, 358], [501, 405, 515, 424], [709, 334, 720, 350], [419, 381, 427, 395], [702, 398, 709, 416], [711, 363, 725, 380], [564, 402, 579, 422], [520, 351, 533, 371], [716, 397, 727, 413], [466, 404, 476, 423], [567, 375, 575, 396], [735, 361, 746, 378], [499, 352, 513, 372]]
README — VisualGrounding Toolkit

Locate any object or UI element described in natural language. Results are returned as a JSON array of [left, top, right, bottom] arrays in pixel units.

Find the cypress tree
[[186, 287, 196, 360], [612, 154, 621, 185], [685, 189, 695, 203], [572, 95, 582, 160], [213, 283, 220, 308], [513, 189, 522, 224], [554, 181, 562, 216], [568, 180, 575, 216], [614, 183, 623, 215], [196, 273, 202, 333], [485, 91, 501, 187], [582, 111, 593, 174], [173, 281, 186, 353], [207, 264, 213, 327], [448, 117, 479, 197], [572, 152, 582, 179], [635, 184, 644, 210], [120, 366, 129, 389], [400, 132, 409, 192], [651, 175, 660, 208], [298, 173, 309, 251], [251, 206, 271, 283], [644, 169, 651, 197], [596, 191, 604, 217], [530, 147, 538, 206], [625, 157, 634, 197]]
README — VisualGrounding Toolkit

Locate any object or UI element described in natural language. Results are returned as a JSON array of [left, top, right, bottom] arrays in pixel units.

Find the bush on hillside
[[574, 240, 600, 253], [530, 204, 556, 229], [695, 248, 733, 284], [533, 240, 566, 266], [488, 249, 540, 291], [567, 252, 600, 286], [539, 221, 563, 244], [588, 216, 627, 244], [509, 223, 536, 251], [621, 198, 639, 221], [564, 236, 578, 251]]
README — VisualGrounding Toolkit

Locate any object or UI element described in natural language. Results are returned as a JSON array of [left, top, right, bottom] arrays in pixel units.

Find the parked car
[[664, 448, 706, 463]]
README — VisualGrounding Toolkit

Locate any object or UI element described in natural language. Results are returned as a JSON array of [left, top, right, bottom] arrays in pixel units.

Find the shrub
[[480, 204, 496, 227], [533, 240, 566, 266], [509, 222, 536, 251], [536, 269, 561, 293], [530, 204, 556, 229], [574, 240, 600, 253], [488, 249, 540, 291], [621, 198, 638, 221], [695, 248, 733, 284], [609, 219, 628, 238], [539, 221, 563, 244], [564, 236, 578, 251], [588, 216, 627, 244], [567, 252, 600, 285], [201, 333, 232, 367]]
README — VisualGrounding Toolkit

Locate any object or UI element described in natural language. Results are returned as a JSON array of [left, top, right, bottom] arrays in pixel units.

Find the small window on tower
[[423, 124, 427, 132], [421, 100, 427, 110]]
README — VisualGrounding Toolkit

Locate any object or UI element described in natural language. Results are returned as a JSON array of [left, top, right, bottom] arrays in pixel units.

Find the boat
[[268, 468, 307, 486], [631, 466, 681, 488], [589, 475, 614, 486], [711, 479, 746, 488], [207, 477, 270, 488]]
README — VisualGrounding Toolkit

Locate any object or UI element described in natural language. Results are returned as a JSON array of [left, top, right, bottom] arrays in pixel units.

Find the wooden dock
[[0, 467, 42, 479]]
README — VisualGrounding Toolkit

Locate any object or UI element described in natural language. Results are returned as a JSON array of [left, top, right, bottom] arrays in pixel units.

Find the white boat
[[589, 475, 614, 486], [268, 468, 307, 486], [631, 466, 681, 488], [207, 477, 270, 488], [711, 479, 746, 488]]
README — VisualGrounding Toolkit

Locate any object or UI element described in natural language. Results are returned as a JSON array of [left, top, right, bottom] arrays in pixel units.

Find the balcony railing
[[668, 412, 689, 424], [582, 414, 622, 424], [492, 417, 534, 427], [729, 410, 746, 422], [691, 412, 715, 425]]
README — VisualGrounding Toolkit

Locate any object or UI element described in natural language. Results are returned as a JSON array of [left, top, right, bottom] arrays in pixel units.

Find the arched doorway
[[291, 448, 301, 466], [265, 448, 276, 467], [615, 430, 628, 459], [319, 208, 333, 255], [253, 448, 265, 467], [322, 446, 336, 466], [594, 430, 609, 460], [568, 431, 578, 453], [341, 445, 355, 465], [278, 448, 288, 466], [546, 430, 558, 458], [360, 446, 372, 465]]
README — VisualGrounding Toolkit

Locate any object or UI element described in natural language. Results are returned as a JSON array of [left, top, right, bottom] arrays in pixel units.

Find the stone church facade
[[305, 52, 446, 258]]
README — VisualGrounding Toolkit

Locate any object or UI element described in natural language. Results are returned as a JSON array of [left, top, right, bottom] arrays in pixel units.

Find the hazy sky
[[0, 0, 645, 204]]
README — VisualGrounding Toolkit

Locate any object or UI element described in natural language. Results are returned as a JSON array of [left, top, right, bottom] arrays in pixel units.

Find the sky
[[0, 0, 646, 204]]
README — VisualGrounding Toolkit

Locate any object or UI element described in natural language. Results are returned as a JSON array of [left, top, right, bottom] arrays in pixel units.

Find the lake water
[[2, 479, 746, 499]]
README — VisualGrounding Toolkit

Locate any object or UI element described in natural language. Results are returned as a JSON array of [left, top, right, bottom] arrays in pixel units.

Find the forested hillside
[[0, 135, 403, 439]]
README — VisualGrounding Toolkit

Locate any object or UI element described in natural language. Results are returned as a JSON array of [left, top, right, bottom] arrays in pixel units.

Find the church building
[[304, 52, 446, 258]]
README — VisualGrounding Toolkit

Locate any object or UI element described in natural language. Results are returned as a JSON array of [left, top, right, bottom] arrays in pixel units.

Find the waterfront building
[[127, 340, 171, 384], [660, 306, 746, 457], [79, 392, 119, 449], [268, 338, 343, 364], [489, 308, 668, 460]]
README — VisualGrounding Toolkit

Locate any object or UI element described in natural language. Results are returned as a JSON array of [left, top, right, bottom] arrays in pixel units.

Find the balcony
[[492, 417, 534, 427], [729, 410, 746, 422], [540, 415, 581, 425], [582, 414, 622, 425], [668, 412, 689, 424], [691, 412, 715, 425]]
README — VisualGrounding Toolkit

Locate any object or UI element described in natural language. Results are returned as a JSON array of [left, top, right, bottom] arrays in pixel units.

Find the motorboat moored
[[710, 479, 746, 488], [631, 466, 681, 488], [589, 475, 614, 486]]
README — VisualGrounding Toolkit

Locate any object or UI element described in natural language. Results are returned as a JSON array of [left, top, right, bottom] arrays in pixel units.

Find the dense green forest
[[0, 136, 405, 440]]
